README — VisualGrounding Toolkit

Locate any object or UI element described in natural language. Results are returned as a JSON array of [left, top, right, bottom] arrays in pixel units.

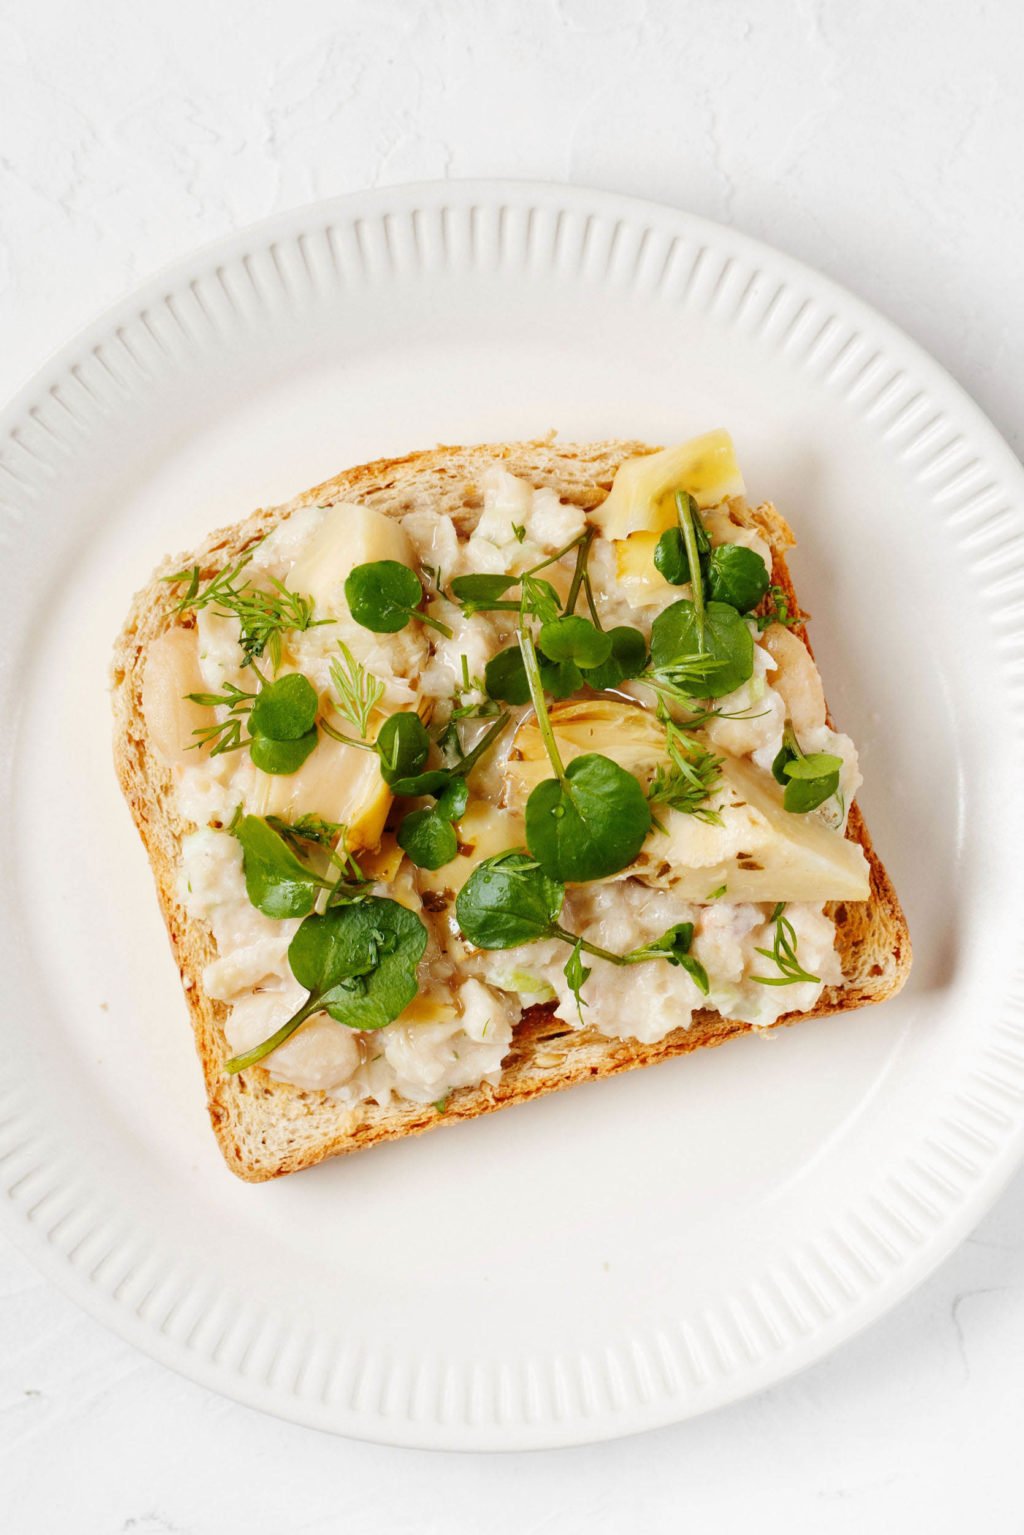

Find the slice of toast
[[111, 440, 911, 1180]]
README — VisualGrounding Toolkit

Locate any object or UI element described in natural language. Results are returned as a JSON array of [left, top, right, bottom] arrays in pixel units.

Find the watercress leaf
[[525, 753, 651, 882], [289, 897, 427, 1030], [450, 573, 517, 603], [455, 851, 565, 949], [772, 739, 797, 786], [376, 711, 431, 784], [397, 809, 458, 870], [232, 814, 323, 918], [679, 953, 710, 995], [485, 646, 532, 704], [345, 560, 423, 633], [563, 940, 591, 1023], [653, 527, 692, 585], [586, 625, 647, 690], [249, 727, 319, 775], [485, 646, 582, 703], [783, 769, 840, 814], [649, 598, 754, 698], [537, 615, 613, 670], [782, 752, 844, 781], [249, 673, 319, 741], [706, 544, 770, 613], [387, 769, 453, 797], [644, 920, 695, 962], [543, 657, 584, 698], [435, 775, 469, 821]]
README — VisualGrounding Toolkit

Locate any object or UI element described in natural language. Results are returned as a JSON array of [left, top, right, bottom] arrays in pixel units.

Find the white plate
[[2, 181, 1023, 1451]]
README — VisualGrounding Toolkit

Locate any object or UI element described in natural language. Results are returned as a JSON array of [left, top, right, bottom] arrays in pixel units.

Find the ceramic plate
[[2, 181, 1023, 1449]]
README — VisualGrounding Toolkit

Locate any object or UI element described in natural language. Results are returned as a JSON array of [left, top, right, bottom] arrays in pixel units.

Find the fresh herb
[[771, 725, 842, 813], [646, 718, 723, 826], [370, 708, 510, 798], [434, 1096, 450, 1113], [330, 642, 385, 739], [511, 522, 526, 544], [232, 814, 336, 918], [266, 812, 346, 854], [166, 551, 328, 670], [448, 573, 518, 609], [456, 853, 709, 993], [396, 778, 469, 871], [344, 560, 453, 637], [518, 623, 651, 881], [706, 884, 727, 900], [225, 898, 428, 1072], [185, 681, 257, 756], [519, 573, 561, 624], [654, 492, 711, 586], [537, 614, 612, 670], [706, 543, 770, 613], [454, 851, 565, 948], [751, 903, 820, 986], [484, 645, 581, 704], [755, 584, 800, 631], [187, 672, 320, 774], [648, 597, 754, 699], [585, 625, 647, 691], [627, 922, 710, 995], [563, 941, 591, 1023]]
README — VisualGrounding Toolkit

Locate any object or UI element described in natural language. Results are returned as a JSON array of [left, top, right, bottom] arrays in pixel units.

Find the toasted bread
[[111, 441, 911, 1180]]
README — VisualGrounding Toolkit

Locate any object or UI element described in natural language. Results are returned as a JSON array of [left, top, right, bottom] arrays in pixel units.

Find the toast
[[111, 440, 911, 1180]]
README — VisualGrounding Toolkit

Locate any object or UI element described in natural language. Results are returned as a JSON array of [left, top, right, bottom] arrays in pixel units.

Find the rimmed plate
[[2, 181, 1022, 1450]]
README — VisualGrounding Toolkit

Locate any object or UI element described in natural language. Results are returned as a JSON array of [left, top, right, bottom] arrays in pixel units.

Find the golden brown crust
[[111, 440, 911, 1181]]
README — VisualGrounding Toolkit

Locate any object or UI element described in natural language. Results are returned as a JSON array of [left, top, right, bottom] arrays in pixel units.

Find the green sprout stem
[[676, 490, 706, 649], [517, 621, 567, 783], [562, 527, 596, 616]]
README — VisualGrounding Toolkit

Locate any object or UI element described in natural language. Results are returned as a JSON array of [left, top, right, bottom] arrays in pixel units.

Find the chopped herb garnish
[[751, 903, 820, 986]]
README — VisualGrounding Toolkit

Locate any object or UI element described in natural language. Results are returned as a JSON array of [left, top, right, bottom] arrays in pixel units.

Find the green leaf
[[706, 544, 770, 613], [344, 560, 424, 633], [386, 768, 455, 797], [772, 737, 797, 785], [455, 851, 565, 949], [563, 940, 591, 1023], [435, 775, 469, 821], [537, 615, 613, 670], [450, 573, 517, 604], [397, 809, 459, 870], [783, 769, 841, 814], [519, 575, 561, 623], [249, 728, 319, 775], [289, 898, 427, 1029], [232, 815, 326, 918], [249, 673, 319, 741], [649, 598, 754, 698], [653, 495, 711, 586], [376, 711, 431, 784], [783, 752, 843, 781], [484, 645, 582, 704], [525, 754, 651, 882], [585, 625, 648, 691], [636, 922, 710, 994]]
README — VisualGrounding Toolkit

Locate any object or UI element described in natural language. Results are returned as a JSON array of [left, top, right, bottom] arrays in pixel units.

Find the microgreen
[[330, 642, 385, 739], [484, 645, 582, 704], [646, 718, 723, 826], [654, 492, 711, 586], [187, 672, 320, 774], [224, 898, 428, 1072], [584, 625, 648, 691], [185, 681, 257, 756], [396, 776, 469, 871], [344, 560, 453, 637], [751, 903, 820, 986], [771, 726, 842, 813], [249, 672, 318, 740], [165, 551, 329, 670], [232, 814, 335, 918], [706, 543, 770, 613], [649, 597, 754, 700], [456, 853, 710, 996], [755, 584, 800, 631], [511, 522, 526, 543], [518, 624, 651, 881], [563, 941, 591, 1023], [536, 614, 612, 670]]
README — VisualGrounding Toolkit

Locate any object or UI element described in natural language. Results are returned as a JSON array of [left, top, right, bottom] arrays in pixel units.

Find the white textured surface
[[1, 0, 1023, 1529]]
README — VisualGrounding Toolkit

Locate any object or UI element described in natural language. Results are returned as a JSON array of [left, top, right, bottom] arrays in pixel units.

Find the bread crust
[[111, 440, 911, 1180]]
